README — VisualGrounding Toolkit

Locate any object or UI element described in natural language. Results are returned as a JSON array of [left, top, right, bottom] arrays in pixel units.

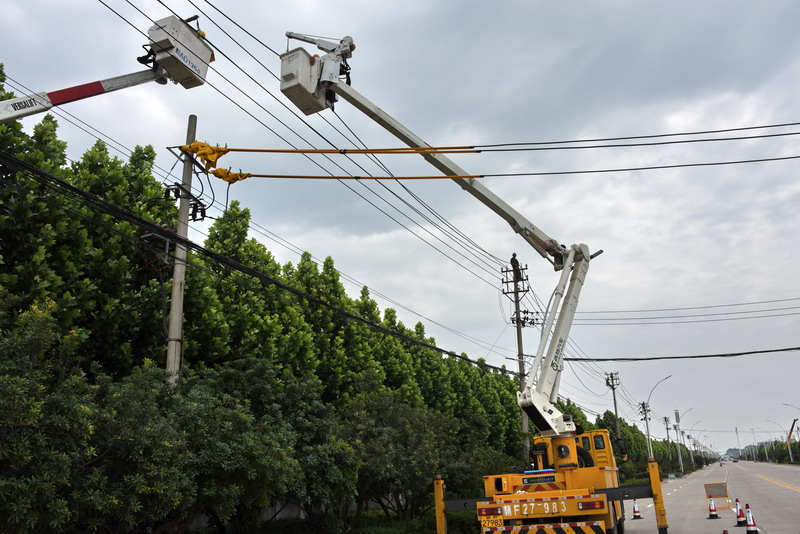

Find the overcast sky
[[3, 0, 800, 453]]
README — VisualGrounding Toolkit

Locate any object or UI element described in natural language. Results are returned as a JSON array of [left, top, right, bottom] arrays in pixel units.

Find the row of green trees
[[743, 441, 800, 463], [1, 69, 701, 533]]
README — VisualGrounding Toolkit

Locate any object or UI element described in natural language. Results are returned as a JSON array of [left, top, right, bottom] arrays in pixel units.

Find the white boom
[[0, 16, 213, 123], [280, 33, 602, 437]]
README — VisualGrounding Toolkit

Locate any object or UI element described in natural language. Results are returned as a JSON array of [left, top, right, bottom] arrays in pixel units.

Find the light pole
[[767, 419, 794, 463], [760, 428, 772, 460], [687, 421, 701, 466], [674, 407, 691, 473], [642, 375, 672, 459]]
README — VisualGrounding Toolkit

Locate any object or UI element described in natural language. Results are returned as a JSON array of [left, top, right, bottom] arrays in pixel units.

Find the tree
[[337, 389, 448, 525]]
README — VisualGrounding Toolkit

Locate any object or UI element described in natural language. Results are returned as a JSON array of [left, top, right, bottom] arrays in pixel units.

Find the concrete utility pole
[[503, 257, 532, 462], [642, 375, 672, 459], [605, 372, 622, 439], [514, 277, 528, 461], [166, 114, 197, 383], [663, 417, 672, 461], [641, 402, 654, 459], [674, 409, 686, 472]]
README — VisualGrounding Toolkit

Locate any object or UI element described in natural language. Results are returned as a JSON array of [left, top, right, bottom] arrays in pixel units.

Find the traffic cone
[[745, 503, 759, 533], [708, 497, 720, 519], [735, 498, 746, 527], [632, 498, 643, 519]]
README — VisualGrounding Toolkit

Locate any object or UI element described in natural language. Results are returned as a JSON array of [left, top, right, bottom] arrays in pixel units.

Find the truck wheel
[[576, 446, 594, 468]]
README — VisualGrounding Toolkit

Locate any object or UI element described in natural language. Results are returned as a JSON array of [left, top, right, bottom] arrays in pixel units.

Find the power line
[[577, 296, 800, 314], [471, 120, 800, 148], [181, 129, 800, 155], [574, 310, 800, 326], [567, 346, 800, 362], [219, 153, 800, 180], [1, 149, 517, 377]]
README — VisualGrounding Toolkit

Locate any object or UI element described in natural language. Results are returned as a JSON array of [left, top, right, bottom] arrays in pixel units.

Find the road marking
[[756, 474, 800, 492], [735, 464, 800, 492]]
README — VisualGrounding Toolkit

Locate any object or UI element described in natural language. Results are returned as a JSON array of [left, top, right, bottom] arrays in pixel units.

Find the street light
[[686, 421, 701, 465], [766, 419, 794, 463], [673, 407, 692, 473], [641, 375, 672, 459], [757, 427, 774, 461]]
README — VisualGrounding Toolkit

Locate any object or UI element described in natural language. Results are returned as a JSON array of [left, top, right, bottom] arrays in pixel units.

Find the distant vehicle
[[733, 458, 739, 463]]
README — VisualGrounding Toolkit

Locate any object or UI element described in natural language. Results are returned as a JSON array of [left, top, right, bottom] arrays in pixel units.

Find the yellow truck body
[[476, 430, 626, 533]]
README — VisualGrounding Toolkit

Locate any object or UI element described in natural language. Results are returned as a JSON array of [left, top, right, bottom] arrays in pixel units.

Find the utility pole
[[673, 424, 684, 472], [605, 372, 622, 440], [640, 402, 654, 459], [663, 417, 672, 461], [735, 427, 742, 460], [502, 256, 534, 463], [166, 114, 196, 383], [674, 410, 684, 472]]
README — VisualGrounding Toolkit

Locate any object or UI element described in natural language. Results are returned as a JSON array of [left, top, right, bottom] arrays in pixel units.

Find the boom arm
[[280, 34, 599, 437]]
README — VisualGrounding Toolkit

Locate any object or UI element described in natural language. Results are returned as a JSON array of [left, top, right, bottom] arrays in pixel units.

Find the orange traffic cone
[[632, 499, 643, 519], [745, 503, 759, 533], [708, 497, 720, 519], [735, 498, 746, 527]]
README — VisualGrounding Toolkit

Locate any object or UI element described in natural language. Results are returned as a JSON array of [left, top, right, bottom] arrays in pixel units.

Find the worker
[[511, 252, 521, 282]]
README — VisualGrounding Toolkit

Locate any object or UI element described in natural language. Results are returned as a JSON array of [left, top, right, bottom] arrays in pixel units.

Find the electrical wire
[[182, 129, 800, 155], [1, 149, 518, 377], [577, 296, 800, 314], [574, 310, 800, 325], [566, 346, 800, 362]]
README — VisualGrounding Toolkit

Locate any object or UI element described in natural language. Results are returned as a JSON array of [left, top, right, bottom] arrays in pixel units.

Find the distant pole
[[673, 424, 684, 472], [605, 372, 622, 439], [674, 409, 685, 472], [736, 427, 742, 460], [664, 417, 672, 461], [642, 374, 672, 459], [166, 114, 196, 383], [641, 402, 654, 459]]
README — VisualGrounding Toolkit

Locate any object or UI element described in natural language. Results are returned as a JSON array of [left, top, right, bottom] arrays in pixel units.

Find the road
[[622, 460, 800, 534]]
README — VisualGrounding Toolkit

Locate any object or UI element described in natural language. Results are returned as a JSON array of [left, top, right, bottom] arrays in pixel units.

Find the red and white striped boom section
[[1, 70, 158, 122]]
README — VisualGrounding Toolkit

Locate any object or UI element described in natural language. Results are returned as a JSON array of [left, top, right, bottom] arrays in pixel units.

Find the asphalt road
[[621, 460, 800, 534]]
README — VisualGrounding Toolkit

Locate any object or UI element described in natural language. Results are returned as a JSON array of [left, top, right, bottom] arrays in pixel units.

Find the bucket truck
[[278, 33, 668, 534], [0, 15, 214, 123]]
